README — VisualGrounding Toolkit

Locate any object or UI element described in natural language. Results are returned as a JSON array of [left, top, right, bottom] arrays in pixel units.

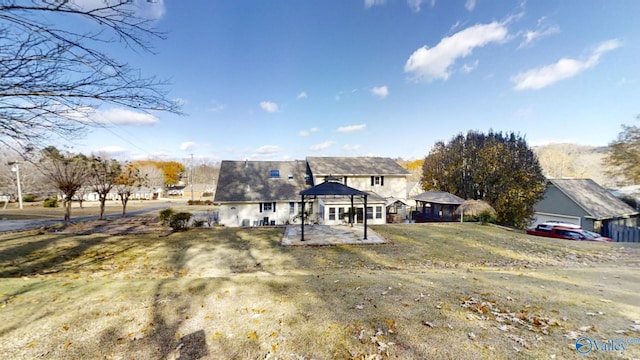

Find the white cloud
[[260, 101, 279, 113], [310, 141, 335, 151], [511, 39, 621, 91], [297, 91, 308, 99], [299, 127, 319, 137], [180, 141, 196, 151], [77, 107, 158, 126], [98, 145, 127, 154], [364, 0, 386, 8], [461, 60, 479, 73], [370, 85, 389, 99], [464, 0, 476, 11], [336, 124, 367, 133], [207, 103, 227, 112], [407, 0, 424, 12], [342, 144, 361, 152], [519, 18, 560, 48], [254, 145, 283, 157], [75, 0, 166, 20], [404, 21, 509, 82]]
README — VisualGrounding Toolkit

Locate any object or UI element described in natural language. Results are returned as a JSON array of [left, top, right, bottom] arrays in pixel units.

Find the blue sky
[[69, 0, 639, 162]]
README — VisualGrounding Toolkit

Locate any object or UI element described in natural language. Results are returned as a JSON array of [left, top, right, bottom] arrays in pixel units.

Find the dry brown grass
[[0, 223, 639, 359]]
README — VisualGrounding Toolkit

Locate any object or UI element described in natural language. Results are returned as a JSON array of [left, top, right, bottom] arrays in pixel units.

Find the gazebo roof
[[299, 178, 368, 196], [412, 191, 464, 205]]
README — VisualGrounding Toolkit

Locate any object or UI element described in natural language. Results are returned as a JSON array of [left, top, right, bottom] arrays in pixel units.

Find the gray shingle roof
[[412, 191, 464, 205], [549, 178, 638, 219], [214, 160, 309, 202], [306, 157, 410, 176]]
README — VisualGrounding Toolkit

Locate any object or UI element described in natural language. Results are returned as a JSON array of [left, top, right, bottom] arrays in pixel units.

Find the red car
[[526, 223, 613, 242]]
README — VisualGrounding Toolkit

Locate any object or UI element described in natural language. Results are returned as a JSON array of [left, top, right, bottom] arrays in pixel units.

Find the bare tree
[[116, 163, 147, 218], [88, 156, 121, 219], [0, 1, 181, 151], [40, 147, 89, 224]]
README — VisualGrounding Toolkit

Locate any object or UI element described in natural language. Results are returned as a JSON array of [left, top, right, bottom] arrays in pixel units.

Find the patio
[[281, 224, 389, 246]]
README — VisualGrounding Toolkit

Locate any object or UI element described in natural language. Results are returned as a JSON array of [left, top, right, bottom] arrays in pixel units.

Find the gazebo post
[[363, 194, 368, 240], [350, 195, 354, 226], [301, 195, 305, 241]]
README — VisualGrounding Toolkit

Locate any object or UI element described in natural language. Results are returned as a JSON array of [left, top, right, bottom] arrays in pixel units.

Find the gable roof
[[214, 160, 309, 202], [412, 191, 464, 205], [548, 178, 638, 219], [300, 179, 367, 196], [306, 157, 410, 177]]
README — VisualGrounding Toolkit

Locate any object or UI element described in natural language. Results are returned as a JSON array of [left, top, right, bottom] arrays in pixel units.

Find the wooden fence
[[607, 224, 640, 243]]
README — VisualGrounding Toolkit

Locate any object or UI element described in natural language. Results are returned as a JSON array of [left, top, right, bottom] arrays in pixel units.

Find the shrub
[[169, 212, 192, 231], [192, 219, 206, 228], [159, 208, 175, 226], [43, 198, 58, 208], [478, 210, 497, 225], [22, 194, 36, 202]]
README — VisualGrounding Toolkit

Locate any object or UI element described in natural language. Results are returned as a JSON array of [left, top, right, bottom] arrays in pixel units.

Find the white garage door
[[531, 212, 581, 227]]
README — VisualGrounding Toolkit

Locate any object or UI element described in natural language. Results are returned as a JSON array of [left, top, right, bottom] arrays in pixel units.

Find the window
[[366, 206, 373, 220], [375, 206, 382, 219], [370, 176, 385, 186], [262, 202, 273, 211], [288, 174, 294, 180], [269, 169, 280, 178], [329, 208, 336, 220], [289, 202, 295, 215], [338, 207, 345, 220]]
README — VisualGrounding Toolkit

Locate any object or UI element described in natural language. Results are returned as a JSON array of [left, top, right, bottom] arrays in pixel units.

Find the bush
[[43, 198, 58, 208], [159, 208, 175, 226], [478, 210, 497, 225], [22, 194, 36, 202], [192, 219, 206, 228], [169, 212, 192, 231]]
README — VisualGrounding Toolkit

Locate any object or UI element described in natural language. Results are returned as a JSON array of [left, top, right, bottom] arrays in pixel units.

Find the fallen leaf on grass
[[507, 334, 530, 349], [422, 321, 435, 328], [468, 332, 476, 340], [247, 331, 258, 339], [578, 325, 593, 332]]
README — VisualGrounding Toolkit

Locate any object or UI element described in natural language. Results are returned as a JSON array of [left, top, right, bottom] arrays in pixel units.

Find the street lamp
[[8, 161, 23, 210]]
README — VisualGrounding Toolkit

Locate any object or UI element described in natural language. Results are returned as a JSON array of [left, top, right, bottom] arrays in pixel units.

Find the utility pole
[[8, 162, 23, 210], [190, 153, 194, 202]]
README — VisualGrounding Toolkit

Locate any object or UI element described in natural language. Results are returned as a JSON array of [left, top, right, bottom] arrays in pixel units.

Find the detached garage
[[532, 178, 638, 235]]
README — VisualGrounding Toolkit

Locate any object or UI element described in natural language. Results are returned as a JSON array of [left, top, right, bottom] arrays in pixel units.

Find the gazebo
[[299, 177, 368, 241], [411, 191, 464, 222]]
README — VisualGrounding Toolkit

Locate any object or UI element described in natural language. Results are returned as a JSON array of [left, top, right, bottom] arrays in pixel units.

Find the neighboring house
[[532, 178, 639, 234], [75, 186, 162, 202], [214, 157, 411, 227], [183, 183, 215, 200]]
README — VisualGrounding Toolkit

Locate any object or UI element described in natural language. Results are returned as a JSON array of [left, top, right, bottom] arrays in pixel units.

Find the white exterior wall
[[314, 175, 407, 199], [318, 198, 386, 226], [219, 200, 317, 227]]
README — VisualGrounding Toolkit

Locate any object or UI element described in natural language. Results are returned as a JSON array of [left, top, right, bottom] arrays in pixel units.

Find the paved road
[[0, 205, 171, 233]]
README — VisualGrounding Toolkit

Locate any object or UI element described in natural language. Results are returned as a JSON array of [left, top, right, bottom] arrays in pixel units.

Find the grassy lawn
[[0, 223, 639, 359]]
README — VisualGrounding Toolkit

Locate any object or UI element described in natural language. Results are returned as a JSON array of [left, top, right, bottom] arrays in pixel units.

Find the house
[[306, 157, 410, 226], [183, 183, 215, 200], [532, 178, 639, 234], [214, 160, 311, 226], [214, 157, 411, 227]]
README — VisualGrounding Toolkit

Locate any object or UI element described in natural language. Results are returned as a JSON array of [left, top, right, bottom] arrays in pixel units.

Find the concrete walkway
[[282, 224, 390, 246]]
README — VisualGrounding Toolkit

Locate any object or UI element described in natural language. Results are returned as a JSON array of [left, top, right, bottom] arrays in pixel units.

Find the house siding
[[314, 175, 407, 199], [534, 185, 590, 218], [219, 200, 314, 227]]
